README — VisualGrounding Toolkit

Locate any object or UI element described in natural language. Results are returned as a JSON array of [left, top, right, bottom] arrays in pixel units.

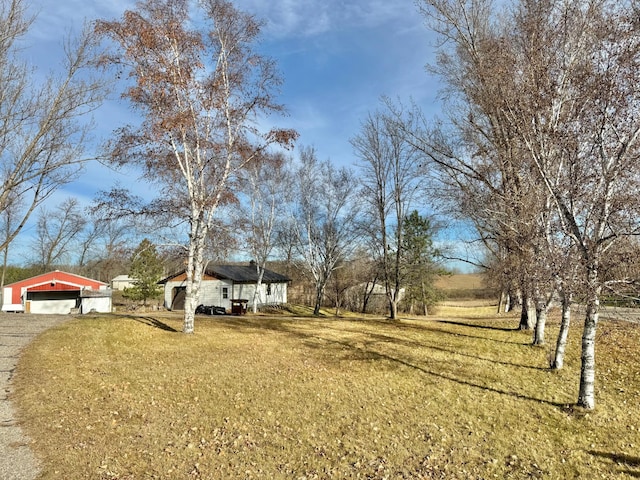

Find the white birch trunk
[[182, 212, 208, 334], [551, 292, 572, 370], [251, 263, 265, 314], [533, 306, 546, 345], [578, 266, 600, 409], [183, 247, 197, 334], [498, 290, 507, 314], [533, 286, 547, 345], [526, 297, 536, 330]]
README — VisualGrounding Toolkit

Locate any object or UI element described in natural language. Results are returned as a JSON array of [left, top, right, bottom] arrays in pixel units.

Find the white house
[[110, 275, 136, 291], [159, 263, 290, 312], [2, 271, 112, 314]]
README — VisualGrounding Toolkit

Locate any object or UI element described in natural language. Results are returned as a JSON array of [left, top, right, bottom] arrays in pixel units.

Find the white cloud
[[235, 0, 417, 39]]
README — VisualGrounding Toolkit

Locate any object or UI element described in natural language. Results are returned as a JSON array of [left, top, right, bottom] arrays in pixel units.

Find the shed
[[159, 263, 290, 312], [2, 271, 112, 314], [110, 275, 136, 291]]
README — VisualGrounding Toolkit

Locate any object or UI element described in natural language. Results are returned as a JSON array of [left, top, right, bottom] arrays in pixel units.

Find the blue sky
[[24, 0, 440, 191], [16, 0, 477, 270]]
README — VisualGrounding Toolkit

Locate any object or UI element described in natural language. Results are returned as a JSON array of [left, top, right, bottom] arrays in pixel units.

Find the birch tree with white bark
[[240, 151, 289, 313], [507, 0, 640, 408], [417, 0, 640, 409], [95, 0, 296, 333], [290, 147, 361, 316]]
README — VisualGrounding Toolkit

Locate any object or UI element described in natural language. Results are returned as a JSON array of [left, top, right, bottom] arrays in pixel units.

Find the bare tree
[[0, 0, 107, 255], [351, 101, 425, 319], [96, 0, 296, 333], [412, 0, 570, 347], [240, 151, 290, 313], [510, 0, 640, 408], [31, 197, 87, 272], [417, 0, 640, 409], [290, 147, 361, 316], [75, 202, 144, 282]]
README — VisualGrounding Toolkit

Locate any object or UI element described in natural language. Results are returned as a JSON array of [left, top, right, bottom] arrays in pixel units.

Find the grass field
[[12, 306, 640, 479], [435, 273, 497, 302], [434, 273, 486, 291]]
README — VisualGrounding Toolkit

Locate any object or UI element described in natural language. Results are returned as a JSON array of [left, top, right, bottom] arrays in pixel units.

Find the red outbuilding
[[1, 271, 112, 314]]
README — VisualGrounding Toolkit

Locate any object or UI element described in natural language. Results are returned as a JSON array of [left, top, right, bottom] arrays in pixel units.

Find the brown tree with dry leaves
[[95, 0, 296, 333]]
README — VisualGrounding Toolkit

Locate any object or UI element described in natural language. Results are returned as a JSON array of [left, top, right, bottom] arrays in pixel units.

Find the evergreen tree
[[124, 239, 164, 305], [401, 211, 441, 315]]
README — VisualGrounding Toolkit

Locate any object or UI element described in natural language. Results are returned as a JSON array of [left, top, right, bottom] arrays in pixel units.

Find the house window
[[266, 283, 272, 296], [222, 287, 228, 299]]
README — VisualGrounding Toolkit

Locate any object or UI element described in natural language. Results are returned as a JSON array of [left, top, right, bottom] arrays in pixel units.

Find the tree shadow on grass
[[587, 451, 640, 477], [437, 319, 518, 332], [324, 328, 547, 371], [382, 319, 528, 346], [314, 336, 568, 408], [214, 316, 568, 409], [125, 315, 178, 332], [412, 336, 547, 371]]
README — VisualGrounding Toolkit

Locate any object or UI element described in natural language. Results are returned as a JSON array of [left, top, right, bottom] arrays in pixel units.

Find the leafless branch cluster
[[415, 0, 640, 408], [0, 0, 107, 255]]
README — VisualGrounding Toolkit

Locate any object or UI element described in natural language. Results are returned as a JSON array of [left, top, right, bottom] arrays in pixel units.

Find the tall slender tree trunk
[[533, 305, 546, 345], [533, 287, 547, 345], [388, 293, 399, 320], [1, 245, 8, 291], [578, 265, 600, 409], [313, 279, 326, 316], [183, 214, 207, 334], [361, 280, 376, 314], [498, 290, 506, 314], [551, 291, 572, 369], [526, 297, 536, 329], [421, 281, 428, 316], [519, 293, 536, 330], [251, 263, 265, 314]]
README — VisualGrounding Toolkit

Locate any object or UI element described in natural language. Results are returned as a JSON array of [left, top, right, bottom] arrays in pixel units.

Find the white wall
[[29, 299, 76, 314], [200, 279, 233, 310], [1, 286, 22, 312], [81, 297, 112, 313], [163, 279, 288, 311]]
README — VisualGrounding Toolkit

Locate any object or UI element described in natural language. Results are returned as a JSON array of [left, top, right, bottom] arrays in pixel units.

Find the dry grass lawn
[[12, 307, 640, 479]]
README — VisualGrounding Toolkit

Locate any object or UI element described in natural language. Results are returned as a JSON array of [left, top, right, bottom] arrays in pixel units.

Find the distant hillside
[[435, 273, 496, 300], [435, 273, 485, 290]]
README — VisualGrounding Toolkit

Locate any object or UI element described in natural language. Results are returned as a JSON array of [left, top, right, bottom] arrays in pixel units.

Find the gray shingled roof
[[159, 264, 290, 284], [207, 265, 290, 284]]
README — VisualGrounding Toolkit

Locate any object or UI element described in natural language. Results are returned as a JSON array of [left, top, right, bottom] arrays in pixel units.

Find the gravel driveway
[[0, 313, 70, 480]]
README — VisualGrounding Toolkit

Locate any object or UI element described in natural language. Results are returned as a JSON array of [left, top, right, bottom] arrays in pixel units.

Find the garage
[[2, 271, 112, 314]]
